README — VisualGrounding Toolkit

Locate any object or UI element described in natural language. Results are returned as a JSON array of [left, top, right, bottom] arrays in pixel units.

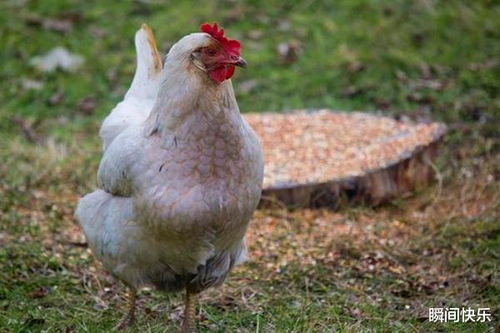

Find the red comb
[[200, 22, 241, 56]]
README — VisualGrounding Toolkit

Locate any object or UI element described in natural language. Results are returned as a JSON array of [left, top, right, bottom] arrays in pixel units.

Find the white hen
[[76, 23, 263, 332]]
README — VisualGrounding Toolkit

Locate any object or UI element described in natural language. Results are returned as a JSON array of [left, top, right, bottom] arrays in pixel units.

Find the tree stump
[[244, 109, 447, 208]]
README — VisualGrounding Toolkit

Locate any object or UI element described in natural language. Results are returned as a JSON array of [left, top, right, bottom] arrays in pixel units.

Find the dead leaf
[[11, 116, 43, 144], [49, 91, 64, 106], [169, 305, 183, 322], [341, 86, 364, 98], [92, 295, 108, 310], [350, 308, 362, 318], [30, 47, 84, 73], [347, 61, 365, 73], [277, 40, 302, 65], [247, 30, 263, 40], [30, 286, 50, 299], [21, 79, 43, 91], [25, 15, 73, 33], [77, 97, 96, 115], [277, 19, 291, 31]]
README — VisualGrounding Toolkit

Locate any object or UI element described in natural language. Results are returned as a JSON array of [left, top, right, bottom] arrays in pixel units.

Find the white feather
[[100, 25, 163, 150]]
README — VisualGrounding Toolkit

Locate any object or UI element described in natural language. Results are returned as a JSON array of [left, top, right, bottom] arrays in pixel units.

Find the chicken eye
[[205, 48, 217, 56]]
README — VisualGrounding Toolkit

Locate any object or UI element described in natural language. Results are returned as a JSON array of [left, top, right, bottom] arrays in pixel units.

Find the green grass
[[0, 0, 499, 332]]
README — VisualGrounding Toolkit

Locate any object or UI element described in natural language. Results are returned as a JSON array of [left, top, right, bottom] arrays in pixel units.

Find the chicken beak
[[234, 57, 247, 68]]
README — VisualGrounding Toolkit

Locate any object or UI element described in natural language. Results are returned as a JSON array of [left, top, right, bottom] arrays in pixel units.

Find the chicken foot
[[115, 289, 137, 330], [180, 289, 197, 333]]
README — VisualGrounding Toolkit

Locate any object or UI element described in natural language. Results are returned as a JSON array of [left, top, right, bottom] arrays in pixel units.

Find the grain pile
[[244, 109, 446, 208]]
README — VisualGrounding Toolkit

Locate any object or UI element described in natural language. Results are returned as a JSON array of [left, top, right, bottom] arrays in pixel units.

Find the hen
[[76, 23, 264, 332]]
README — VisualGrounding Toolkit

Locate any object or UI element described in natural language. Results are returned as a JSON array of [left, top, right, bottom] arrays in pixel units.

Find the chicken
[[75, 23, 264, 332]]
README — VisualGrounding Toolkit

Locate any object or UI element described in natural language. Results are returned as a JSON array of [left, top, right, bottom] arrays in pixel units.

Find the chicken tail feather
[[125, 24, 163, 100]]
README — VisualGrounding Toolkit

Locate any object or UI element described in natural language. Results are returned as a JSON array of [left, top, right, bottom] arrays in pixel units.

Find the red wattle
[[225, 65, 235, 79], [209, 65, 236, 83]]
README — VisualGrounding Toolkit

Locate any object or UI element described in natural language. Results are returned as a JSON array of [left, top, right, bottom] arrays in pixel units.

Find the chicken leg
[[181, 289, 197, 333], [115, 289, 137, 330]]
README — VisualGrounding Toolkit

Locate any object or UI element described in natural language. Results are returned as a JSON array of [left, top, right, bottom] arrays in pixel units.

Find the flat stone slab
[[244, 109, 447, 208]]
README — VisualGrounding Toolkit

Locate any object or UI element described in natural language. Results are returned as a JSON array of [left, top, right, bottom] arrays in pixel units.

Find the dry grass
[[1, 125, 498, 332]]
